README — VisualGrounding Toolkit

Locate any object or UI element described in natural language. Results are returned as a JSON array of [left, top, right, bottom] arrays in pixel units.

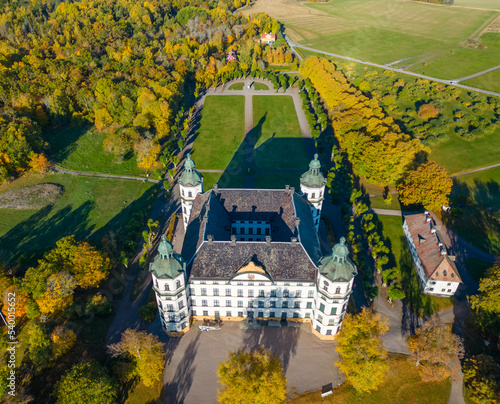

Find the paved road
[[284, 36, 500, 98], [53, 165, 159, 183], [450, 162, 500, 177], [455, 64, 500, 82]]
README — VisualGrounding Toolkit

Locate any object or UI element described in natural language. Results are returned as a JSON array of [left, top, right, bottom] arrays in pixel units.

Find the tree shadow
[[0, 200, 95, 268], [45, 125, 90, 163], [164, 333, 200, 404]]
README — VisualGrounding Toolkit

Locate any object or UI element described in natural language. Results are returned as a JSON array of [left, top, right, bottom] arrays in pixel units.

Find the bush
[[138, 301, 157, 323]]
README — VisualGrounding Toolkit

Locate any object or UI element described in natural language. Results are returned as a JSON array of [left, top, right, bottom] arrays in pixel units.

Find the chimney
[[231, 235, 237, 246], [440, 249, 447, 256], [207, 235, 213, 245], [426, 217, 431, 223], [265, 236, 271, 245], [295, 217, 301, 228], [213, 184, 218, 193], [290, 187, 295, 195], [285, 185, 290, 192], [291, 237, 297, 246]]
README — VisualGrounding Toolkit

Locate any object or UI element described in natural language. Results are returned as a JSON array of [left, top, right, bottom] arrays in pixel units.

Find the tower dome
[[319, 237, 357, 282], [149, 235, 184, 279], [179, 153, 203, 187], [300, 154, 326, 188]]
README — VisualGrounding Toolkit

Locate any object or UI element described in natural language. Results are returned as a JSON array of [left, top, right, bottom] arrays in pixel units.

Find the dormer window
[[188, 191, 192, 197], [443, 270, 447, 276], [164, 284, 169, 291], [335, 287, 341, 294]]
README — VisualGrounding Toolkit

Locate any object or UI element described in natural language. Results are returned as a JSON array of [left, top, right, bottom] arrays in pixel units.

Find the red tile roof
[[404, 213, 461, 283]]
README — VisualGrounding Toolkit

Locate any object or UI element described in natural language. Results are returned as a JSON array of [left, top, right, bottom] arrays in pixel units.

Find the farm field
[[48, 126, 144, 176], [192, 95, 246, 170], [252, 95, 309, 170], [0, 173, 155, 266], [294, 354, 451, 404], [249, 0, 499, 87]]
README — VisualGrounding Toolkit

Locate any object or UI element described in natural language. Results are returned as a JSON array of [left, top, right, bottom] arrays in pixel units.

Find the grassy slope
[[252, 95, 309, 170], [0, 173, 155, 265], [378, 215, 453, 316], [192, 95, 246, 170], [294, 354, 451, 404], [48, 126, 144, 176]]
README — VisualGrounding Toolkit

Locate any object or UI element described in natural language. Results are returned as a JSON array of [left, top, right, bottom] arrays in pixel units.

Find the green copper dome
[[300, 154, 326, 188], [149, 235, 184, 279], [179, 153, 203, 187], [319, 237, 357, 282]]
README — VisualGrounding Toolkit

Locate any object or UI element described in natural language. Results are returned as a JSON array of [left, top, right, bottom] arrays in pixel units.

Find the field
[[192, 95, 246, 170], [463, 68, 500, 93], [377, 215, 454, 316], [252, 95, 309, 170], [294, 354, 451, 404], [248, 0, 500, 87], [0, 173, 155, 266], [48, 126, 144, 176]]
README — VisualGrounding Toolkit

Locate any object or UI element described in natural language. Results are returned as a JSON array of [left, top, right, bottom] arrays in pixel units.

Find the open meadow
[[247, 0, 500, 87]]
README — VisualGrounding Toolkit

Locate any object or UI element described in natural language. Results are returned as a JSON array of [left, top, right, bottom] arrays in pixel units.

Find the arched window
[[335, 286, 341, 294], [164, 283, 169, 291], [312, 192, 315, 198], [188, 191, 192, 197]]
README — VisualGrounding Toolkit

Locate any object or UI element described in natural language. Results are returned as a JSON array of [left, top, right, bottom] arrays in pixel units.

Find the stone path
[[53, 165, 159, 183]]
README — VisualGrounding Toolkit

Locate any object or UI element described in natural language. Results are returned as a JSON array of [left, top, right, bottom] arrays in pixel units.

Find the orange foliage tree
[[29, 153, 51, 174], [1, 285, 29, 318]]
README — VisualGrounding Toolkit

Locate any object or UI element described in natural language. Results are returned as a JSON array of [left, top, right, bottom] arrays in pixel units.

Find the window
[[190, 299, 196, 306], [182, 189, 184, 196], [319, 303, 325, 313], [441, 289, 446, 292], [443, 270, 447, 276], [191, 310, 196, 316], [248, 290, 254, 298], [178, 301, 185, 310], [308, 290, 314, 298], [203, 310, 208, 316], [259, 283, 265, 286], [226, 300, 231, 307], [431, 281, 436, 285], [305, 313, 311, 318], [335, 287, 341, 294], [249, 228, 253, 235], [200, 281, 206, 285], [447, 283, 451, 286], [238, 311, 243, 317], [306, 302, 312, 309], [258, 311, 264, 318], [331, 307, 337, 315], [270, 312, 275, 318], [326, 330, 332, 336], [430, 288, 434, 291], [202, 300, 207, 307], [201, 288, 207, 296], [238, 301, 243, 308], [232, 227, 236, 234], [214, 311, 220, 317], [257, 228, 261, 235], [315, 325, 321, 333], [214, 300, 220, 307], [183, 207, 186, 214], [328, 319, 335, 326], [312, 192, 315, 198], [283, 290, 289, 298], [281, 312, 287, 319], [265, 228, 270, 235], [270, 290, 276, 297], [270, 301, 276, 308], [213, 281, 219, 285], [258, 301, 265, 308], [237, 289, 243, 297], [447, 289, 452, 292], [259, 290, 265, 297], [295, 290, 302, 298], [323, 285, 328, 291], [248, 301, 254, 308], [240, 227, 244, 234], [214, 288, 219, 296], [324, 280, 329, 286], [282, 301, 288, 308], [297, 283, 303, 286], [293, 313, 299, 318], [294, 302, 300, 309], [176, 280, 181, 289], [237, 282, 243, 286], [167, 304, 174, 312], [189, 288, 194, 295], [226, 311, 232, 317], [318, 314, 323, 323], [226, 289, 231, 296]]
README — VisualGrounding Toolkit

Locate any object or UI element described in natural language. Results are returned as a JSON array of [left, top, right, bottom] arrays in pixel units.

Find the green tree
[[387, 284, 406, 301], [107, 329, 164, 388], [397, 161, 452, 210], [335, 308, 389, 393], [27, 323, 52, 369], [217, 347, 287, 404], [469, 265, 500, 334], [55, 361, 117, 404], [463, 354, 500, 404]]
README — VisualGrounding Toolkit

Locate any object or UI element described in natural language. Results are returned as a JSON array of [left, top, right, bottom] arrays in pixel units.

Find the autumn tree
[[417, 103, 439, 120], [407, 319, 463, 382], [36, 272, 77, 315], [29, 153, 51, 174], [71, 242, 111, 288], [217, 347, 287, 404], [397, 161, 452, 210], [55, 361, 117, 404], [27, 323, 52, 369], [463, 354, 500, 404], [107, 329, 164, 388], [469, 265, 500, 333], [1, 285, 29, 318], [335, 308, 389, 393], [51, 326, 77, 359]]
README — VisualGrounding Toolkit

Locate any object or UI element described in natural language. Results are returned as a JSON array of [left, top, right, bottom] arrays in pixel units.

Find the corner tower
[[300, 154, 326, 231], [178, 153, 203, 231]]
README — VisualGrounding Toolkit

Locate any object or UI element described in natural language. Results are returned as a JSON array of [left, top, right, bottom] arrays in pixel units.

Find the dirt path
[[53, 165, 159, 183], [450, 162, 500, 177]]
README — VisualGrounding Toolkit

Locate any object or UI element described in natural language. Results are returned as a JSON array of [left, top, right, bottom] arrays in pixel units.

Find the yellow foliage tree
[[51, 326, 77, 359], [36, 272, 77, 315], [71, 241, 111, 288], [335, 308, 389, 393], [135, 138, 161, 171], [29, 153, 50, 174], [1, 285, 29, 318]]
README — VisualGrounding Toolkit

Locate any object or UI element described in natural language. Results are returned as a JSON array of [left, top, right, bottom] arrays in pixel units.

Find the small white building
[[150, 155, 357, 339], [403, 212, 462, 296]]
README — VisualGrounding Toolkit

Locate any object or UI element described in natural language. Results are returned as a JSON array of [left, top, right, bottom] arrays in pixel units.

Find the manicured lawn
[[293, 354, 451, 404], [228, 82, 244, 90], [429, 132, 500, 175], [253, 82, 269, 90], [47, 126, 145, 176], [0, 173, 156, 266], [254, 172, 300, 189], [369, 195, 402, 211], [463, 68, 500, 93], [444, 166, 500, 255], [252, 95, 309, 170], [378, 215, 454, 316], [466, 258, 493, 282], [192, 95, 246, 170], [480, 32, 500, 51], [199, 171, 244, 191]]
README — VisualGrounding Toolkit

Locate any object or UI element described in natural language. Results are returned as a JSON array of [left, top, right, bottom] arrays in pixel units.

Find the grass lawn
[[466, 258, 493, 282], [192, 96, 246, 170], [253, 82, 269, 90], [293, 354, 451, 404], [378, 215, 454, 316], [463, 68, 500, 93], [254, 172, 299, 189], [0, 173, 156, 266], [454, 0, 500, 10], [252, 95, 309, 170], [47, 126, 145, 176], [228, 82, 244, 90], [429, 132, 500, 175], [198, 171, 244, 191], [443, 166, 500, 255]]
